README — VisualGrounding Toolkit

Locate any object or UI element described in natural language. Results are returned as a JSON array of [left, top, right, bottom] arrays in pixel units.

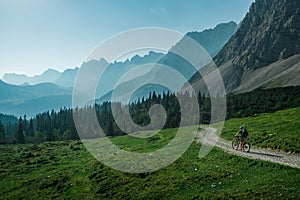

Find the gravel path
[[197, 126, 300, 169]]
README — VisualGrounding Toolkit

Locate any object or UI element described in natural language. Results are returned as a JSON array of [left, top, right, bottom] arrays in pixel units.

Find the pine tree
[[106, 116, 114, 136], [23, 115, 28, 136], [28, 119, 34, 137], [46, 127, 55, 141], [16, 117, 25, 144], [0, 120, 5, 144]]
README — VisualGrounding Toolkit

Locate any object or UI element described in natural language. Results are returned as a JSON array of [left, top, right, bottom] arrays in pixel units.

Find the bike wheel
[[232, 140, 239, 150], [243, 142, 251, 152]]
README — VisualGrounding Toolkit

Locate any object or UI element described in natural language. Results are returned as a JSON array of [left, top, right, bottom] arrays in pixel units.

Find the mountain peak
[[43, 68, 60, 74], [39, 68, 61, 78], [185, 21, 238, 58], [213, 21, 237, 30], [82, 58, 109, 67], [129, 51, 164, 63]]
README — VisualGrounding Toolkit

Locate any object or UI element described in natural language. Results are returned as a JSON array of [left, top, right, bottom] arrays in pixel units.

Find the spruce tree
[[0, 120, 5, 144], [16, 117, 25, 144], [28, 119, 34, 137]]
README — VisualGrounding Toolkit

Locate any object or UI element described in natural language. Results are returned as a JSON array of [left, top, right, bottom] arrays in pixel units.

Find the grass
[[221, 107, 300, 153], [109, 128, 178, 153], [1, 126, 300, 199]]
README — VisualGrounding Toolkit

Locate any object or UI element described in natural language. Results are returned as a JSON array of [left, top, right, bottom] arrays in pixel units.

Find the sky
[[0, 0, 254, 78]]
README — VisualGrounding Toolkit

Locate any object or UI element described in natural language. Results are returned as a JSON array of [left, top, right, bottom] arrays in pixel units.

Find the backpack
[[242, 129, 248, 137]]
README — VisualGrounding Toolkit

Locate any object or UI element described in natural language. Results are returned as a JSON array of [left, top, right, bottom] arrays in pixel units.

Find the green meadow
[[221, 107, 300, 153], [1, 107, 300, 199]]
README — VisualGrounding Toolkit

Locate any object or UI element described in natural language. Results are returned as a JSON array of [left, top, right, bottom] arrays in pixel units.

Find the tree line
[[0, 86, 299, 144]]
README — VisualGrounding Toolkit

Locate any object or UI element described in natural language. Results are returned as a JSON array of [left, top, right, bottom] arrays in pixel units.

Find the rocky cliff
[[189, 0, 300, 94], [214, 0, 300, 70]]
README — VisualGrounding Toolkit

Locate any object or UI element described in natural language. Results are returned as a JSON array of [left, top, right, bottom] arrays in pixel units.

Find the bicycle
[[232, 136, 251, 152]]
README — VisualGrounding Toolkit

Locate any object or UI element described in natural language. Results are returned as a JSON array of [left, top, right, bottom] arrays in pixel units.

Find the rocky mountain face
[[215, 0, 300, 70], [189, 0, 300, 94]]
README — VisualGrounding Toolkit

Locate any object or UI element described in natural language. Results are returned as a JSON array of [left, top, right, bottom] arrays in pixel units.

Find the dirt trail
[[197, 126, 300, 169]]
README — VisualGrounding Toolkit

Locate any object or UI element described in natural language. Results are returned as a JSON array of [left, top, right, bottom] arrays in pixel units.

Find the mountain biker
[[235, 126, 248, 150]]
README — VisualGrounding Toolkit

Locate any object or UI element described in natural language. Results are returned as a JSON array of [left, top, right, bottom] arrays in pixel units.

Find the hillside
[[233, 54, 300, 93], [0, 80, 71, 102], [222, 107, 300, 153], [1, 124, 299, 199], [189, 0, 300, 94], [0, 95, 72, 118], [0, 80, 72, 116]]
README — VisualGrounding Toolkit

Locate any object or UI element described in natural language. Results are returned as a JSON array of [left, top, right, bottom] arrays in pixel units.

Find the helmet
[[240, 126, 244, 129]]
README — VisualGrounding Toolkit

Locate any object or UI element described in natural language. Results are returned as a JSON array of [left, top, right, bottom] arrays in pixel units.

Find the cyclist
[[235, 126, 248, 150]]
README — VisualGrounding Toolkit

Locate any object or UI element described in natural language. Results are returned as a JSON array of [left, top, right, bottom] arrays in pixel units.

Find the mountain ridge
[[189, 0, 300, 94], [215, 0, 300, 70], [187, 21, 238, 58], [2, 68, 61, 85], [0, 21, 239, 115], [99, 21, 238, 103]]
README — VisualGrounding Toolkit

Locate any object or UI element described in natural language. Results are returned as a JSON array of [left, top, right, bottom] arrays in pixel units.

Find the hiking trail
[[197, 126, 300, 169]]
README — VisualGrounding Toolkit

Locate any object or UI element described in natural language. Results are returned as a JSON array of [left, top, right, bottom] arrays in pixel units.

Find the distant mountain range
[[3, 69, 61, 86], [2, 0, 299, 120], [2, 68, 79, 87], [2, 21, 238, 89], [97, 21, 238, 103], [189, 0, 300, 94], [3, 0, 299, 118], [0, 80, 72, 117], [3, 0, 300, 118], [0, 52, 164, 116], [0, 21, 238, 116]]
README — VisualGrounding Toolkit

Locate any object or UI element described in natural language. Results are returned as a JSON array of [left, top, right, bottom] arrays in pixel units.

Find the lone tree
[[16, 117, 25, 144]]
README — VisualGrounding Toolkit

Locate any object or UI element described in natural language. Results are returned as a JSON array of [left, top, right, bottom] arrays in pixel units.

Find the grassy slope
[[221, 107, 300, 153], [1, 127, 300, 199]]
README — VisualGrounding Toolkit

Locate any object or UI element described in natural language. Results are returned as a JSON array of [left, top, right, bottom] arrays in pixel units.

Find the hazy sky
[[0, 0, 254, 78]]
